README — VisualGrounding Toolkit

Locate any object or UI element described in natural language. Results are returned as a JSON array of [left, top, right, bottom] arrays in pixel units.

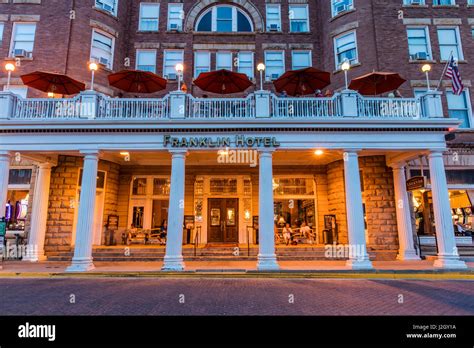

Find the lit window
[[90, 29, 114, 69], [407, 27, 431, 60], [139, 3, 160, 31], [447, 90, 471, 128], [292, 51, 311, 70], [437, 27, 463, 61], [237, 52, 254, 78], [10, 23, 36, 57], [95, 0, 118, 16], [216, 52, 232, 71], [289, 5, 309, 33], [163, 50, 184, 79], [168, 3, 183, 31], [332, 0, 354, 17], [264, 51, 284, 80], [195, 5, 253, 32], [266, 4, 281, 32], [194, 51, 210, 77], [136, 50, 156, 73], [334, 31, 358, 68]]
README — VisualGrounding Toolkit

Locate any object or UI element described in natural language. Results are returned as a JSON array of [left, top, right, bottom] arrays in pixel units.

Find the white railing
[[358, 97, 423, 119], [271, 95, 341, 118], [99, 97, 169, 119], [14, 96, 83, 119], [187, 95, 255, 119]]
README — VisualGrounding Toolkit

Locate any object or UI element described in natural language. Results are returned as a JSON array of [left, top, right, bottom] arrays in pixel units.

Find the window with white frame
[[264, 51, 284, 80], [139, 3, 160, 31], [10, 23, 36, 57], [168, 3, 183, 31], [437, 27, 463, 61], [446, 90, 471, 128], [90, 30, 114, 69], [0, 23, 4, 45], [292, 51, 311, 70], [266, 4, 281, 32], [332, 0, 354, 17], [216, 52, 233, 71], [195, 5, 253, 32], [334, 31, 358, 68], [403, 0, 426, 5], [163, 50, 183, 79], [136, 49, 156, 73], [407, 27, 431, 60], [3, 85, 28, 98], [194, 51, 210, 77], [289, 5, 309, 33], [237, 51, 254, 78], [95, 0, 118, 16], [433, 0, 455, 5]]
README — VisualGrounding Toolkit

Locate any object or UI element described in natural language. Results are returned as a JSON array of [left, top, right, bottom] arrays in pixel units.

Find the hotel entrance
[[207, 198, 239, 243]]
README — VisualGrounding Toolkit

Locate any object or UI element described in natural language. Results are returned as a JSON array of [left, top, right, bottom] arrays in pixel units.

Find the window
[[168, 3, 183, 31], [216, 52, 232, 71], [266, 4, 281, 31], [334, 31, 358, 68], [447, 90, 471, 128], [8, 169, 32, 185], [90, 30, 114, 69], [292, 51, 311, 70], [136, 49, 156, 73], [194, 51, 210, 77], [237, 51, 254, 78], [195, 5, 253, 32], [139, 3, 160, 31], [4, 85, 28, 98], [10, 23, 36, 56], [332, 0, 354, 17], [433, 0, 455, 5], [403, 0, 426, 5], [163, 50, 183, 79], [95, 0, 118, 16], [407, 27, 431, 60], [289, 5, 309, 32], [0, 23, 4, 45], [437, 27, 463, 61], [264, 51, 284, 80]]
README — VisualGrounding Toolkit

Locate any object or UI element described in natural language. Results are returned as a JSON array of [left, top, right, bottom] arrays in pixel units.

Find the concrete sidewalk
[[1, 260, 474, 278]]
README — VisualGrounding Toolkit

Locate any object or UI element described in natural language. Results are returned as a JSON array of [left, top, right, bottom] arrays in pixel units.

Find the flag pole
[[436, 50, 453, 91]]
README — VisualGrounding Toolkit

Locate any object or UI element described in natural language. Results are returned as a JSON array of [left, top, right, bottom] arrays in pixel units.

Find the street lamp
[[257, 63, 265, 90], [89, 62, 99, 91], [341, 60, 351, 90], [5, 63, 16, 91], [422, 64, 431, 91], [175, 63, 184, 91]]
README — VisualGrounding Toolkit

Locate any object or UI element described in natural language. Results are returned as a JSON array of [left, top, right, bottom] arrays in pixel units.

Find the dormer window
[[196, 5, 253, 32]]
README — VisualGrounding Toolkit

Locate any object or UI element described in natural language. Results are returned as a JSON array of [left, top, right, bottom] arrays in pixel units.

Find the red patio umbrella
[[348, 72, 406, 95], [194, 69, 253, 94], [273, 67, 331, 96], [108, 69, 167, 93], [20, 71, 86, 95]]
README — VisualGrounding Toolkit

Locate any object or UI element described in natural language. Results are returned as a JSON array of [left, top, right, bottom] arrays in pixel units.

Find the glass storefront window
[[151, 200, 168, 229], [153, 178, 170, 196], [5, 190, 29, 231], [8, 169, 32, 185], [210, 178, 237, 195], [132, 178, 147, 195], [273, 178, 314, 196], [274, 199, 315, 228]]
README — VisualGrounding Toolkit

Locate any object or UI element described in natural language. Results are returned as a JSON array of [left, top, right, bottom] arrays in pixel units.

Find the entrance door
[[207, 198, 239, 243]]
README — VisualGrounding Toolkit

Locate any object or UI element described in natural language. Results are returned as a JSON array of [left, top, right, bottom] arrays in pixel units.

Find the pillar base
[[346, 257, 373, 270], [162, 256, 185, 271], [65, 258, 95, 272], [257, 254, 279, 271], [396, 249, 421, 261], [433, 255, 467, 269]]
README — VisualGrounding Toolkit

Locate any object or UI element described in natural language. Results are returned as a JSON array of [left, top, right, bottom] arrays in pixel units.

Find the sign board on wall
[[406, 176, 427, 191]]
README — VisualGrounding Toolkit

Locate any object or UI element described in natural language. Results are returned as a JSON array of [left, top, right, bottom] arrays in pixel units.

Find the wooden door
[[207, 198, 239, 243]]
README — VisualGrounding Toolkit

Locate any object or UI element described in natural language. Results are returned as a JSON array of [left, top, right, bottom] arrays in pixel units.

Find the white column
[[0, 151, 11, 217], [343, 150, 373, 270], [162, 150, 187, 271], [428, 151, 467, 269], [257, 149, 279, 270], [392, 164, 420, 261], [66, 150, 100, 272], [24, 163, 53, 262]]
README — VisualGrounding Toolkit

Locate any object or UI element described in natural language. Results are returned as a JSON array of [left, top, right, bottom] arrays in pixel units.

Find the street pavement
[[1, 278, 473, 315]]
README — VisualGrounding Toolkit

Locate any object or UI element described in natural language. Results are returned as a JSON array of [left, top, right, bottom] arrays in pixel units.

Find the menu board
[[106, 215, 119, 231]]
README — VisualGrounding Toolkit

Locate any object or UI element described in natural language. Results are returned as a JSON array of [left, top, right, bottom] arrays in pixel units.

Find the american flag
[[445, 56, 464, 95]]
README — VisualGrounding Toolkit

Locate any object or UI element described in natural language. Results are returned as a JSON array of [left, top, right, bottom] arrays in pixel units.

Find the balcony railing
[[0, 90, 442, 122]]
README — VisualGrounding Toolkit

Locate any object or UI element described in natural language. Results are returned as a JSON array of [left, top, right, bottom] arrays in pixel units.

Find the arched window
[[196, 5, 253, 32]]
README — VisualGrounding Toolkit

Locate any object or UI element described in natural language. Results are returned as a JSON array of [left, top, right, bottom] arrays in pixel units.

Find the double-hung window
[[447, 91, 471, 128], [292, 51, 311, 70], [194, 51, 211, 77], [168, 3, 183, 31], [433, 0, 455, 5], [264, 51, 284, 80], [266, 5, 281, 32], [163, 50, 184, 79], [0, 23, 4, 46], [289, 5, 309, 33], [136, 50, 157, 73], [334, 31, 358, 68], [139, 3, 160, 31], [95, 0, 118, 16], [10, 23, 36, 57], [331, 0, 354, 17], [407, 27, 431, 60], [237, 52, 254, 78], [90, 29, 114, 69], [216, 52, 233, 71], [437, 27, 463, 61]]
